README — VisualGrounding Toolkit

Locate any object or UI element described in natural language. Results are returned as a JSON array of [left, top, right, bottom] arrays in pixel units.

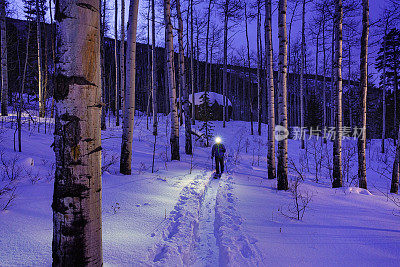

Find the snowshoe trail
[[149, 171, 215, 265], [194, 174, 220, 266], [214, 174, 263, 266]]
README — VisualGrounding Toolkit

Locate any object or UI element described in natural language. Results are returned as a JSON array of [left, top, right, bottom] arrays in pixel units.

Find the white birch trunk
[[120, 0, 126, 116], [52, 0, 102, 264], [190, 0, 195, 125], [222, 0, 228, 128], [151, 0, 156, 134], [100, 0, 106, 130], [151, 0, 157, 172], [265, 0, 276, 180], [245, 3, 253, 134], [204, 0, 212, 95], [120, 0, 140, 174], [165, 0, 180, 160], [300, 0, 305, 149], [332, 0, 343, 188], [176, 0, 192, 155], [358, 0, 369, 190], [257, 0, 262, 136], [322, 4, 327, 143], [114, 0, 120, 126], [277, 0, 289, 190], [37, 0, 44, 117]]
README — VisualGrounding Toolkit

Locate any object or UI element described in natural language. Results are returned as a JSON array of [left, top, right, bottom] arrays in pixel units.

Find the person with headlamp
[[211, 136, 226, 177]]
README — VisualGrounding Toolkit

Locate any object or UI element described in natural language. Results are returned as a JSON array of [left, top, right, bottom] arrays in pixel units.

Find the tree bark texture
[[52, 0, 102, 264], [358, 0, 369, 190], [277, 0, 289, 190], [265, 0, 276, 180], [120, 0, 140, 175], [332, 0, 343, 188], [165, 0, 180, 161]]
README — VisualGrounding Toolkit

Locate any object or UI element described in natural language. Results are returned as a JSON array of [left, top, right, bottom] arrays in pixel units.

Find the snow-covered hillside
[[0, 114, 399, 266]]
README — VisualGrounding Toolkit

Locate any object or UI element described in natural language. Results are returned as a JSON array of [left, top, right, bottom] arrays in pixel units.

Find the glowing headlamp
[[215, 137, 221, 144]]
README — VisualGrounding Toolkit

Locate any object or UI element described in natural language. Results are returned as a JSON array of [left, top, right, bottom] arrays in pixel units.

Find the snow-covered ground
[[0, 113, 399, 266]]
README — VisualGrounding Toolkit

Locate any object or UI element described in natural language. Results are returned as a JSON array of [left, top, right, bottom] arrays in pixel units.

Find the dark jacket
[[212, 143, 226, 158]]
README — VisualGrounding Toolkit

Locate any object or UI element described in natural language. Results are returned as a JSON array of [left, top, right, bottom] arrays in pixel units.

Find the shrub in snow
[[102, 151, 119, 174], [0, 152, 21, 211], [279, 167, 312, 221], [233, 128, 246, 165], [287, 177, 312, 221], [342, 142, 357, 186]]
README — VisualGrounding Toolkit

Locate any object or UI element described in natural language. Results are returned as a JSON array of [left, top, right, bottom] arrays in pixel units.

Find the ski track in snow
[[215, 174, 263, 266], [193, 175, 220, 266], [149, 170, 213, 266]]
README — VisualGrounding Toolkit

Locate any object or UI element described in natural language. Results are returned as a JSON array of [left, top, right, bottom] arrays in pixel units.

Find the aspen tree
[[265, 0, 276, 180], [277, 0, 289, 190], [120, 0, 140, 174], [165, 0, 180, 160], [332, 0, 343, 188], [176, 0, 192, 154], [52, 0, 103, 264], [358, 0, 369, 190]]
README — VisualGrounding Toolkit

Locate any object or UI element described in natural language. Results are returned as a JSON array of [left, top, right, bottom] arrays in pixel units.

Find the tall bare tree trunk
[[348, 46, 352, 128], [49, 0, 56, 118], [381, 38, 387, 153], [114, 0, 120, 126], [287, 1, 298, 102], [36, 0, 44, 117], [0, 0, 7, 116], [245, 3, 253, 134], [204, 0, 212, 94], [120, 0, 126, 116], [165, 0, 180, 160], [265, 0, 276, 180], [332, 0, 343, 188], [151, 0, 157, 172], [257, 0, 262, 136], [277, 0, 289, 190], [176, 0, 192, 155], [100, 0, 107, 130], [222, 0, 228, 128], [190, 0, 195, 125], [151, 0, 156, 125], [358, 0, 369, 190], [17, 18, 32, 152], [315, 27, 320, 95], [195, 18, 200, 101], [52, 0, 102, 264], [120, 0, 140, 174], [322, 4, 327, 143], [300, 0, 305, 149], [204, 0, 212, 145], [146, 2, 152, 129]]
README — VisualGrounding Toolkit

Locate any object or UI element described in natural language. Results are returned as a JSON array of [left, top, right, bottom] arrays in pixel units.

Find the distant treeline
[[3, 17, 391, 139]]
